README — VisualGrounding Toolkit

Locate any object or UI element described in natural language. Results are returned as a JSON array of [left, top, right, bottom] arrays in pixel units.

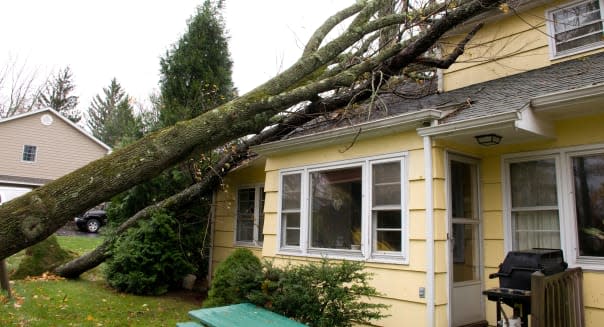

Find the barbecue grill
[[483, 248, 568, 326]]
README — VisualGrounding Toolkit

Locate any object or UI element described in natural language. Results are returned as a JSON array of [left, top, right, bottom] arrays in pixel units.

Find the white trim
[[424, 136, 434, 327], [446, 152, 485, 326], [234, 184, 265, 248], [502, 143, 604, 271], [546, 0, 604, 60], [417, 111, 520, 137], [21, 144, 37, 163], [530, 82, 604, 112], [276, 152, 409, 264], [0, 108, 112, 153], [252, 110, 443, 156]]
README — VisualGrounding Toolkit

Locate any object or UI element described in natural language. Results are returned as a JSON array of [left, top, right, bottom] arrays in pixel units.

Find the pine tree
[[159, 0, 234, 127], [87, 78, 141, 147], [38, 66, 81, 123]]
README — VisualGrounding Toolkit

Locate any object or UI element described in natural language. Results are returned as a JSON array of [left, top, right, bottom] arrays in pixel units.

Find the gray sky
[[0, 0, 352, 114]]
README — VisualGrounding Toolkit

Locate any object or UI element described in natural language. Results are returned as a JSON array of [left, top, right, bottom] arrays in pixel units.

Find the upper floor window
[[22, 145, 37, 162], [236, 186, 265, 246], [279, 154, 408, 263], [547, 0, 604, 58]]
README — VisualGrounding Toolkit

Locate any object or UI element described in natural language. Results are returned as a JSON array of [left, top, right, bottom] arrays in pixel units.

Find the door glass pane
[[451, 160, 476, 219], [452, 223, 479, 282], [310, 167, 362, 249], [573, 154, 604, 257]]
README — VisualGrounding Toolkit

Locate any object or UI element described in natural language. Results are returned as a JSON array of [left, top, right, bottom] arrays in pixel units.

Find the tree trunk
[[0, 259, 10, 298], [0, 0, 504, 260]]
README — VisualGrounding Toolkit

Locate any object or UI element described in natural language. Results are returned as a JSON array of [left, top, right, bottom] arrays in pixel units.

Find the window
[[279, 154, 407, 262], [22, 145, 37, 162], [547, 0, 604, 57], [236, 186, 264, 246], [571, 153, 604, 258], [505, 146, 604, 270], [508, 159, 561, 250]]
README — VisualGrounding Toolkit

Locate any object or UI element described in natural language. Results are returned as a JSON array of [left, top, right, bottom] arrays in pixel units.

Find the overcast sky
[[0, 0, 352, 115]]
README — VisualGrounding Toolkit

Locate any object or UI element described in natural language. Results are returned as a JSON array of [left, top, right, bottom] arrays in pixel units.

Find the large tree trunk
[[0, 0, 503, 260]]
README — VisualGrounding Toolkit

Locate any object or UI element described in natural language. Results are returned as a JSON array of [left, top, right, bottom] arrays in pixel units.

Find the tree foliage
[[87, 78, 141, 147], [159, 0, 234, 127], [0, 0, 507, 261], [204, 248, 388, 327], [105, 209, 194, 295], [37, 66, 81, 123]]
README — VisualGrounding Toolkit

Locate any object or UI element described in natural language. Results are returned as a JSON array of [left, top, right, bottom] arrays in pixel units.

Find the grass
[[1, 235, 203, 327]]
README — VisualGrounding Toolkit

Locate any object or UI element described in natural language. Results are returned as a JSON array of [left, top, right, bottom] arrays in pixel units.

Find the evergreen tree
[[38, 66, 81, 123], [159, 0, 234, 127], [87, 78, 141, 147]]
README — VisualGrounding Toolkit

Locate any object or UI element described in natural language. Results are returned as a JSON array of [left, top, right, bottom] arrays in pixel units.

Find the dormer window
[[22, 145, 37, 162], [547, 0, 604, 58]]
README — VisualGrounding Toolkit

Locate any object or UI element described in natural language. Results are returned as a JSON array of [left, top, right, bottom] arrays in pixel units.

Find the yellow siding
[[210, 161, 267, 276], [441, 0, 604, 91]]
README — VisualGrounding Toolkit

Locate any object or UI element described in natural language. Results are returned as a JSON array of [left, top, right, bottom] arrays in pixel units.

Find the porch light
[[475, 133, 502, 146]]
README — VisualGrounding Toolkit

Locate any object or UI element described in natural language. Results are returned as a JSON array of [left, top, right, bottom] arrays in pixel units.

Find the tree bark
[[0, 259, 10, 298], [0, 0, 504, 260]]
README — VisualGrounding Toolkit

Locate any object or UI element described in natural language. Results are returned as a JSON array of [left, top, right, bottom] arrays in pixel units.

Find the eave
[[530, 83, 604, 120], [251, 109, 444, 156]]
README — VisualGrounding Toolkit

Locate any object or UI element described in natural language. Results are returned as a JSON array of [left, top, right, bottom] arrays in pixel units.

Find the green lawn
[[1, 235, 203, 327]]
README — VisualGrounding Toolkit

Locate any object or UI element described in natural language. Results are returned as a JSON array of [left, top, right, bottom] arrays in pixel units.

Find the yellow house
[[210, 1, 604, 326]]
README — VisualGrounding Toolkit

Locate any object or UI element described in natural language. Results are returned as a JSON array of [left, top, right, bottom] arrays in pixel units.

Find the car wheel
[[86, 218, 101, 233]]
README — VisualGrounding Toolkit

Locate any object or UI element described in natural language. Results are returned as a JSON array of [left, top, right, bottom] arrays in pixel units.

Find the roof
[[0, 108, 112, 153], [255, 51, 604, 153]]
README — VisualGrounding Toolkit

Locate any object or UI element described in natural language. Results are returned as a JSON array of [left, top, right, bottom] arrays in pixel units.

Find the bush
[[203, 248, 262, 308], [105, 209, 193, 295], [11, 235, 76, 279], [251, 259, 390, 327], [203, 250, 389, 327]]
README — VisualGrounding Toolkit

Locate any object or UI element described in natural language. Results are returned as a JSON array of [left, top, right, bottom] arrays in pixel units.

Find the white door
[[449, 156, 484, 326]]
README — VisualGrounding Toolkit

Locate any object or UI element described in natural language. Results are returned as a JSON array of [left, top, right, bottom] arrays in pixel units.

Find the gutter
[[417, 111, 520, 138], [530, 83, 604, 111], [424, 136, 435, 327], [252, 109, 443, 156]]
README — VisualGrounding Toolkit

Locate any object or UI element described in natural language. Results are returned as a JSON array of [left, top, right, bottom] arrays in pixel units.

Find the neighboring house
[[0, 108, 111, 203], [210, 1, 604, 326]]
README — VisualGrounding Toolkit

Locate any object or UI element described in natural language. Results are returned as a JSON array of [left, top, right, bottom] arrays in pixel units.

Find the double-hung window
[[22, 145, 37, 162], [236, 186, 265, 246], [505, 145, 604, 270], [279, 154, 407, 262], [547, 0, 604, 58]]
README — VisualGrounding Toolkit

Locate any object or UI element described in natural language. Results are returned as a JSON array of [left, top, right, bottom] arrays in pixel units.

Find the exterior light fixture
[[475, 133, 502, 146]]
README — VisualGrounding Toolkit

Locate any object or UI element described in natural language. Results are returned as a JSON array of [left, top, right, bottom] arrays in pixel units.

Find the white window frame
[[22, 145, 37, 163], [503, 144, 604, 271], [546, 0, 604, 59], [234, 184, 264, 247], [277, 153, 408, 264]]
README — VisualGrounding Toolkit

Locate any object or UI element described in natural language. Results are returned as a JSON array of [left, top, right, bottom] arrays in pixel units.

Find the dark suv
[[75, 205, 108, 233]]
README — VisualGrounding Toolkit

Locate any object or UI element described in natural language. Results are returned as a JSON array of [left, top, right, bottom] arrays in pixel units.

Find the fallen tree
[[0, 0, 505, 260]]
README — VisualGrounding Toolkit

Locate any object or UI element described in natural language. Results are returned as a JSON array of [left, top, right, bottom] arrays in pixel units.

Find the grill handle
[[489, 266, 548, 279]]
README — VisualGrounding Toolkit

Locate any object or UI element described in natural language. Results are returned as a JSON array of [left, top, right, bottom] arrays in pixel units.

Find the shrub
[[251, 259, 390, 327], [11, 235, 76, 279], [203, 248, 262, 308], [105, 209, 193, 295]]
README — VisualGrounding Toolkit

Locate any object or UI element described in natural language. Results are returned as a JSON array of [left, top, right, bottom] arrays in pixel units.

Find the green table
[[177, 303, 306, 327]]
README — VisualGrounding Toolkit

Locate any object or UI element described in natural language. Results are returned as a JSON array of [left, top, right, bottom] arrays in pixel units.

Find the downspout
[[424, 135, 435, 327], [206, 191, 217, 284]]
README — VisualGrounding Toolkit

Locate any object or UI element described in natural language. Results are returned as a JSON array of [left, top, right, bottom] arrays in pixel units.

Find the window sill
[[569, 258, 604, 272], [276, 248, 408, 265], [550, 42, 604, 61], [235, 242, 262, 248]]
